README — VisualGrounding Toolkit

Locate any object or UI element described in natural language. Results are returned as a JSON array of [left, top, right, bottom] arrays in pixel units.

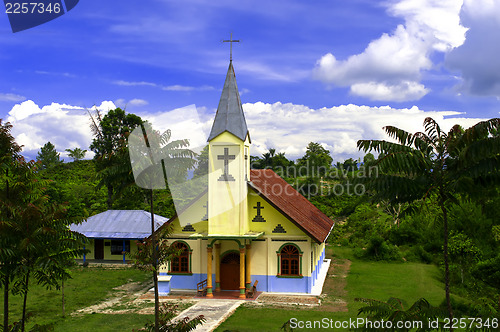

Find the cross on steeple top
[[222, 32, 240, 62]]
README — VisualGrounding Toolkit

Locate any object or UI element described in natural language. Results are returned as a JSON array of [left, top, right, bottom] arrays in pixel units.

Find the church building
[[158, 58, 334, 297]]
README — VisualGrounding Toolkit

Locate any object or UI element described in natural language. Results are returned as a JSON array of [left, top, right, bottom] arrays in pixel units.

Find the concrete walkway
[[173, 299, 244, 332]]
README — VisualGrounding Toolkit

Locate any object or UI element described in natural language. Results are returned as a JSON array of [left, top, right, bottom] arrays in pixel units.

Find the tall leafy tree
[[36, 141, 63, 169], [89, 108, 143, 209], [1, 122, 86, 331], [296, 142, 333, 177], [0, 119, 22, 331], [357, 117, 500, 322], [3, 160, 85, 331], [65, 147, 87, 162]]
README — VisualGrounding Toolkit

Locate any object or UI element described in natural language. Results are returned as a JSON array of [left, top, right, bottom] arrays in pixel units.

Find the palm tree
[[65, 147, 87, 161], [128, 123, 196, 332], [357, 117, 500, 322]]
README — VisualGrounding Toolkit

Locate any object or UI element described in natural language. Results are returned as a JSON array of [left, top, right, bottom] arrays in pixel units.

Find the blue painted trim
[[122, 239, 126, 263], [165, 273, 313, 293]]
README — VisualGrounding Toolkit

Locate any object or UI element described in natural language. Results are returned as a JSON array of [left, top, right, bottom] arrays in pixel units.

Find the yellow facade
[[208, 131, 250, 236]]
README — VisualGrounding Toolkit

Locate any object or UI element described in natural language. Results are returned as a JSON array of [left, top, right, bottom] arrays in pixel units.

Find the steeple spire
[[207, 61, 249, 142]]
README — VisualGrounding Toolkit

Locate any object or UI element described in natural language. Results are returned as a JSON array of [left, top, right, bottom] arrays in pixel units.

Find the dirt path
[[318, 255, 351, 312], [71, 280, 155, 316]]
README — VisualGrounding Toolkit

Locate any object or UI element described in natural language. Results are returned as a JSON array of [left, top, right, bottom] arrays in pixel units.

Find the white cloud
[[8, 99, 486, 164], [243, 101, 485, 161], [0, 93, 26, 102], [113, 80, 158, 87], [143, 105, 210, 151], [115, 98, 149, 107], [162, 85, 215, 92], [112, 79, 215, 93], [445, 0, 500, 97], [7, 100, 116, 159], [350, 81, 429, 102], [313, 0, 467, 101], [129, 99, 148, 106]]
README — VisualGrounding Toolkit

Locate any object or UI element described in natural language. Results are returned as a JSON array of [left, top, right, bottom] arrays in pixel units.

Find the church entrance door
[[220, 252, 239, 290]]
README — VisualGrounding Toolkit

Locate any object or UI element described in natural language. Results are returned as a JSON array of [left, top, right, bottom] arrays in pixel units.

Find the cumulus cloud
[[8, 100, 116, 160], [445, 0, 500, 97], [243, 101, 485, 161], [0, 93, 26, 102], [8, 99, 485, 164], [313, 0, 467, 101]]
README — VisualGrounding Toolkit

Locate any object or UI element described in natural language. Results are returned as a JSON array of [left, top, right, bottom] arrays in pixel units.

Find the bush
[[402, 245, 433, 264], [472, 254, 500, 289], [355, 235, 403, 262]]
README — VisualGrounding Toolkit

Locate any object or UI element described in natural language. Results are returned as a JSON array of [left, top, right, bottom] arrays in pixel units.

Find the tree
[[0, 158, 86, 332], [363, 153, 376, 167], [193, 145, 209, 178], [296, 142, 332, 177], [36, 141, 63, 169], [342, 158, 358, 172], [0, 119, 22, 331], [65, 147, 87, 162], [357, 117, 500, 322], [89, 108, 143, 209], [448, 232, 481, 284]]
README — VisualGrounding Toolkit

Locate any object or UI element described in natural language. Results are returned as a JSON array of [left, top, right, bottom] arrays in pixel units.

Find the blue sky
[[1, 0, 499, 161]]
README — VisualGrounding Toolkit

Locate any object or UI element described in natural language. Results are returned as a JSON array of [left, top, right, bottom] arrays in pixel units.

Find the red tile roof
[[249, 169, 335, 243]]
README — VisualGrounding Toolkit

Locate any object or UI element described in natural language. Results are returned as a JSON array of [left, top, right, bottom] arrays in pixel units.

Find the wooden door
[[94, 239, 104, 260], [220, 252, 239, 290]]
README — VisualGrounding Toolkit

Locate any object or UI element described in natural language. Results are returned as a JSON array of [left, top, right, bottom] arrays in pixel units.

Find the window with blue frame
[[111, 240, 130, 255]]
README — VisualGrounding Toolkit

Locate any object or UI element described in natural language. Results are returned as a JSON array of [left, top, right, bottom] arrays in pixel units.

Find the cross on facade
[[254, 202, 264, 216], [252, 201, 266, 222], [222, 32, 240, 62], [218, 147, 236, 181]]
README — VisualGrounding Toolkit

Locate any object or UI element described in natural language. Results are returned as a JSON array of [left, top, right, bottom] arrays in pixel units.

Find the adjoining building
[[71, 210, 167, 263]]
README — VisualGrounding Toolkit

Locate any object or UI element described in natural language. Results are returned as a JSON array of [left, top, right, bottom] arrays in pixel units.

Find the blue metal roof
[[70, 210, 168, 239]]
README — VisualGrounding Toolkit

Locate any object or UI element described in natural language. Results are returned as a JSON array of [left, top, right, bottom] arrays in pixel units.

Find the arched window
[[169, 241, 191, 274], [278, 244, 302, 277]]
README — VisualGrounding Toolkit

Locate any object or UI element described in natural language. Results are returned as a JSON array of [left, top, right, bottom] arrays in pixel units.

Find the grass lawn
[[216, 246, 447, 332], [52, 313, 153, 332], [0, 266, 153, 331]]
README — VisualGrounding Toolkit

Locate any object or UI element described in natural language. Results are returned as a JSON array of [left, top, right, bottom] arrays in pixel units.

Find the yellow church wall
[[247, 188, 307, 237], [173, 192, 209, 233], [170, 217, 208, 234], [208, 131, 249, 236], [248, 239, 268, 275]]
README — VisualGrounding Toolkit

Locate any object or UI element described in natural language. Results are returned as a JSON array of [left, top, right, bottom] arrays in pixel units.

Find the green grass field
[[0, 247, 451, 331], [216, 246, 447, 331], [0, 266, 152, 331]]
